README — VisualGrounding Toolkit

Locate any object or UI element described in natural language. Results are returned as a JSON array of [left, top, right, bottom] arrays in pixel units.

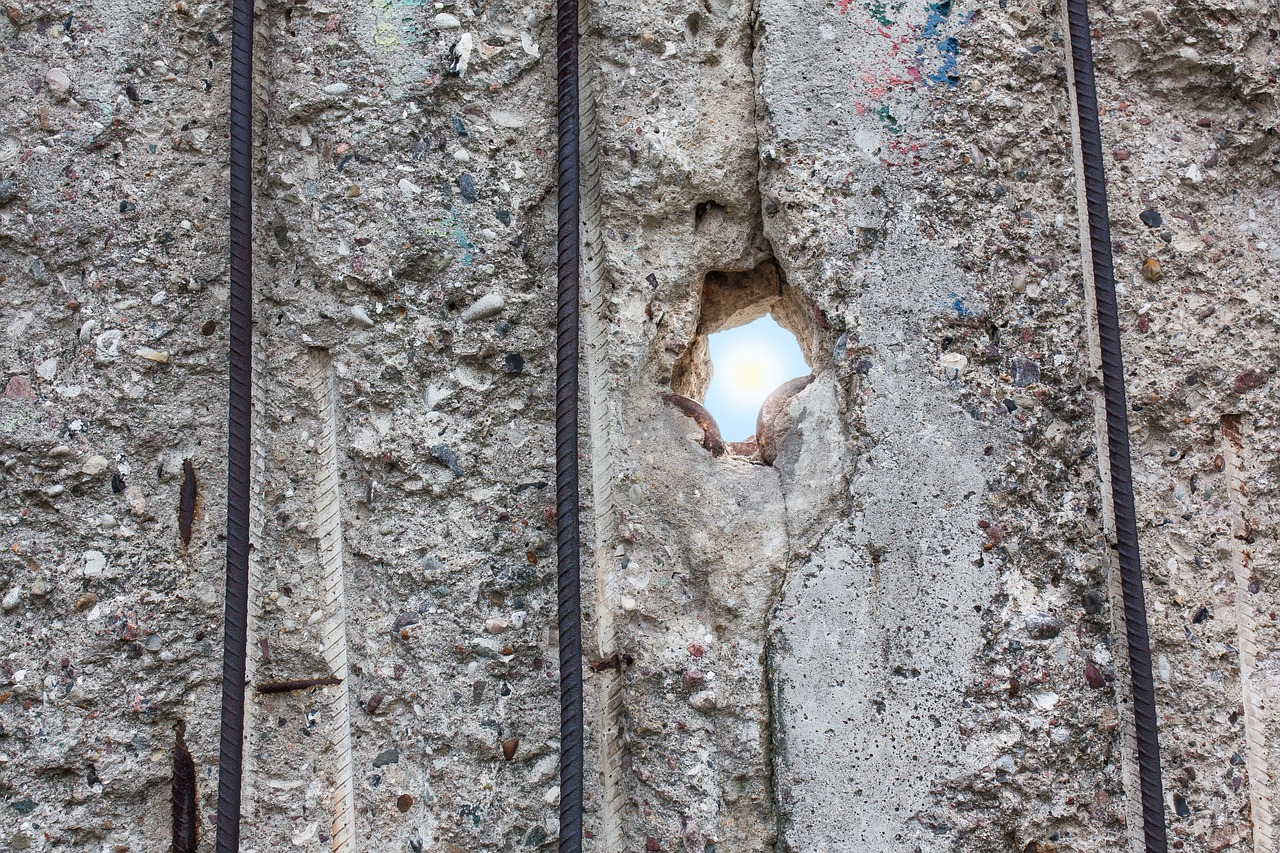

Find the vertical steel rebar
[[1064, 1, 1168, 849], [217, 0, 254, 847], [555, 0, 584, 850]]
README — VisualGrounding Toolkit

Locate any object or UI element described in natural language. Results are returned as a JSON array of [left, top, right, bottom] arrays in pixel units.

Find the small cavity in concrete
[[669, 259, 823, 462]]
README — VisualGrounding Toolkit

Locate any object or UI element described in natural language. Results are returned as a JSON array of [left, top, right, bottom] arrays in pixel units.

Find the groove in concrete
[[578, 6, 627, 846], [1223, 415, 1275, 852], [242, 0, 272, 825], [311, 350, 358, 853], [240, 332, 269, 824]]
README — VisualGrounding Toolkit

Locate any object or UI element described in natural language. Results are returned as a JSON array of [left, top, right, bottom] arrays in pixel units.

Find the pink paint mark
[[836, 0, 855, 12]]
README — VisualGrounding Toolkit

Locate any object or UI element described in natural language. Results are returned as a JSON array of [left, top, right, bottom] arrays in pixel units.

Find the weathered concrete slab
[[0, 0, 1277, 850]]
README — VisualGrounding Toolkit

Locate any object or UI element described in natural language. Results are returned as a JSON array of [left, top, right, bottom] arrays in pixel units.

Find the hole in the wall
[[669, 259, 825, 463], [704, 317, 808, 441]]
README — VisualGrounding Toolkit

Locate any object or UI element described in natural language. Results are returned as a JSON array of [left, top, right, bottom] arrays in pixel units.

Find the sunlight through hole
[[704, 316, 810, 442]]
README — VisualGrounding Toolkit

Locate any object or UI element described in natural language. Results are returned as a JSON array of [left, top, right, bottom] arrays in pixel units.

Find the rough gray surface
[[1, 0, 1278, 850], [766, 232, 998, 850], [238, 1, 564, 848], [0, 0, 233, 850]]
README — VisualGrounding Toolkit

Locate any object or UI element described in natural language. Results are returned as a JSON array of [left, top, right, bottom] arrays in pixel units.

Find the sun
[[731, 357, 768, 394]]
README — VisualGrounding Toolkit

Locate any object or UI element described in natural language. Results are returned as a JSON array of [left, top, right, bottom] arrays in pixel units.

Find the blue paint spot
[[450, 215, 475, 267], [431, 209, 476, 267], [945, 292, 973, 316], [918, 0, 961, 88], [927, 37, 960, 87], [921, 0, 951, 38], [455, 230, 473, 266]]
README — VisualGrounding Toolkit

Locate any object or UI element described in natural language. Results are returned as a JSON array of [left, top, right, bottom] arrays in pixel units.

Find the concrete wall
[[0, 0, 1277, 850]]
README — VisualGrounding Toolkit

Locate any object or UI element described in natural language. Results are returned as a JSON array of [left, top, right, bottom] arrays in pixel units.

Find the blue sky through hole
[[704, 316, 810, 441]]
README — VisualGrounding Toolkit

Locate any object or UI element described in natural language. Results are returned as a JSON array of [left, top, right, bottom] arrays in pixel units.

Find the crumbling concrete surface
[[0, 0, 1277, 850]]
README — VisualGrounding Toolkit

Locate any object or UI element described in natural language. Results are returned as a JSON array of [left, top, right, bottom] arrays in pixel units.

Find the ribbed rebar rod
[[216, 0, 254, 847], [555, 0, 583, 850], [1064, 1, 1168, 850]]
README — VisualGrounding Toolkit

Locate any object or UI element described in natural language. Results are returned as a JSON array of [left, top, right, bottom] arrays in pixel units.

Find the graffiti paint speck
[[867, 0, 894, 26], [917, 0, 961, 87], [925, 36, 960, 86], [921, 0, 952, 38], [834, 0, 965, 141], [876, 104, 902, 133], [945, 292, 973, 317]]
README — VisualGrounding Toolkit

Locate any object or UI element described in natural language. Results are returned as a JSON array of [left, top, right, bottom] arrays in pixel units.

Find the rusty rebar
[[1065, 1, 1168, 848], [555, 0, 583, 848], [216, 0, 254, 847]]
